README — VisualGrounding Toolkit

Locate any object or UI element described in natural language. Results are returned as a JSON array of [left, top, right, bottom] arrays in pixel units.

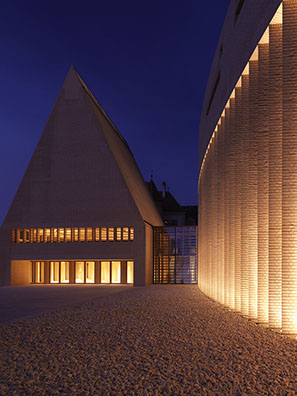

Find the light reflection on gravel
[[0, 285, 297, 395]]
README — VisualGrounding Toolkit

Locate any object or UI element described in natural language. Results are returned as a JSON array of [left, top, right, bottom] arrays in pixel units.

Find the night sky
[[0, 0, 230, 225]]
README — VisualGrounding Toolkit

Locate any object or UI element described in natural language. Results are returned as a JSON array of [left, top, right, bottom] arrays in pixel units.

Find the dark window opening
[[235, 0, 246, 23], [206, 72, 220, 116]]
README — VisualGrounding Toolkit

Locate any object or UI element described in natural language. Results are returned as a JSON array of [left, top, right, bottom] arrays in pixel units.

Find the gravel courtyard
[[0, 285, 297, 395]]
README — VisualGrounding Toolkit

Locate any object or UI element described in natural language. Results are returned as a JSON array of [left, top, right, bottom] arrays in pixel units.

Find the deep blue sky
[[0, 0, 230, 225]]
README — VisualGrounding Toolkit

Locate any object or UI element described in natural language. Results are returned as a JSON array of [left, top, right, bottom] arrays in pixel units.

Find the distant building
[[146, 179, 197, 226], [0, 66, 163, 286]]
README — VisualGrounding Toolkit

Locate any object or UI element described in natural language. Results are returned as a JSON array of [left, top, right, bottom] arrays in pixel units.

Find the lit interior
[[75, 261, 84, 283], [127, 261, 133, 283], [60, 261, 69, 283], [50, 261, 59, 283], [112, 261, 121, 283], [101, 261, 110, 283], [86, 261, 95, 283], [35, 261, 44, 283]]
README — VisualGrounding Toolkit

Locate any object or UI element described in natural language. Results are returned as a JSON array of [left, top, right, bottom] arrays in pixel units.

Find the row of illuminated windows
[[12, 227, 134, 244], [33, 260, 134, 284]]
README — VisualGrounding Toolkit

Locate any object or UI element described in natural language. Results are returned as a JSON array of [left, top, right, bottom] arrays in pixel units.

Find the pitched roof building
[[0, 66, 163, 286]]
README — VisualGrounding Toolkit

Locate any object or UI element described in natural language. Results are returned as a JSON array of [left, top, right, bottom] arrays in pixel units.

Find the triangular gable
[[1, 66, 163, 228]]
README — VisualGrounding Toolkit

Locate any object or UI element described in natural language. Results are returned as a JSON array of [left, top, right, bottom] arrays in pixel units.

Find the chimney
[[162, 182, 166, 198]]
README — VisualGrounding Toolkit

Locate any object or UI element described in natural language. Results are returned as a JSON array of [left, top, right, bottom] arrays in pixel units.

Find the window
[[123, 227, 129, 241], [112, 261, 121, 283], [206, 72, 220, 115], [86, 261, 95, 283], [94, 228, 100, 241], [45, 228, 51, 242], [60, 262, 69, 283], [234, 0, 246, 23], [31, 228, 37, 243], [37, 228, 44, 243], [58, 228, 64, 243], [17, 229, 24, 243], [52, 228, 58, 243], [11, 229, 16, 243], [108, 228, 114, 241], [127, 261, 134, 284], [73, 228, 79, 242], [86, 227, 93, 242], [79, 228, 85, 242], [101, 228, 107, 241], [116, 228, 121, 241], [65, 228, 72, 242], [50, 261, 59, 283], [34, 261, 44, 283], [101, 261, 110, 283], [75, 262, 84, 283], [24, 229, 30, 243], [129, 228, 134, 241]]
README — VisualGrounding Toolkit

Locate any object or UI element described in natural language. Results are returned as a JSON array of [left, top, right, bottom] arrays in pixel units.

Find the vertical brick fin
[[218, 121, 225, 305], [241, 75, 250, 317], [248, 60, 259, 320], [282, 0, 297, 335], [234, 86, 242, 313], [229, 99, 236, 310], [223, 113, 230, 308], [213, 133, 218, 301], [257, 43, 269, 325], [269, 23, 283, 330]]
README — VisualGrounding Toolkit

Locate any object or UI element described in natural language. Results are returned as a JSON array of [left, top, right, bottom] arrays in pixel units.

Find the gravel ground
[[0, 285, 297, 395]]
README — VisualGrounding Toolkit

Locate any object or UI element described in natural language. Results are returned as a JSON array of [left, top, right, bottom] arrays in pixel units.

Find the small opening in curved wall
[[206, 72, 220, 116], [234, 0, 246, 23]]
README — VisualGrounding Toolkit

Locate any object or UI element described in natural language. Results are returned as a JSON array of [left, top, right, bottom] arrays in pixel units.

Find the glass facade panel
[[101, 261, 110, 283], [50, 261, 59, 283], [112, 261, 121, 284], [60, 261, 69, 283], [86, 261, 95, 283], [127, 261, 134, 284], [75, 261, 84, 283]]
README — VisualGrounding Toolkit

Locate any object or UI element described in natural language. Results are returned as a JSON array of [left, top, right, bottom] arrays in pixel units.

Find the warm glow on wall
[[198, 1, 297, 335]]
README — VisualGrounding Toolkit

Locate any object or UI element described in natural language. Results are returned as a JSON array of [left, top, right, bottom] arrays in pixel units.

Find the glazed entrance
[[32, 260, 134, 284]]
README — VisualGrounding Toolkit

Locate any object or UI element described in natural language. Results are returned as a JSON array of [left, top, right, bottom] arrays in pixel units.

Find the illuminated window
[[11, 229, 16, 243], [123, 227, 129, 241], [65, 228, 71, 242], [101, 261, 110, 283], [17, 229, 23, 243], [112, 261, 121, 283], [75, 261, 84, 283], [58, 228, 64, 243], [37, 228, 44, 243], [50, 261, 59, 283], [44, 228, 51, 243], [73, 228, 79, 242], [86, 261, 95, 283], [101, 228, 107, 241], [24, 229, 30, 243], [60, 262, 69, 283], [79, 228, 85, 242], [129, 228, 134, 241], [108, 228, 114, 241], [86, 227, 93, 242], [116, 228, 121, 241], [52, 228, 58, 243], [127, 261, 134, 284], [34, 261, 44, 283], [31, 228, 37, 243], [94, 228, 100, 241]]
